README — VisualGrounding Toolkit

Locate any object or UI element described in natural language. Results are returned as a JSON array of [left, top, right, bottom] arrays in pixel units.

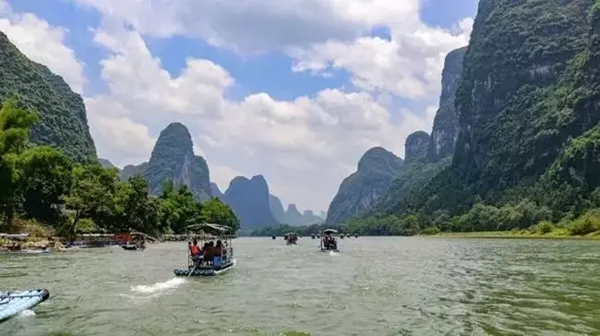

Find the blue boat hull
[[174, 261, 235, 277], [0, 289, 49, 322]]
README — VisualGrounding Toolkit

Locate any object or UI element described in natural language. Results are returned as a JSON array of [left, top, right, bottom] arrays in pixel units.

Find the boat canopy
[[129, 230, 158, 242], [323, 229, 338, 234], [0, 233, 29, 240], [184, 223, 236, 238]]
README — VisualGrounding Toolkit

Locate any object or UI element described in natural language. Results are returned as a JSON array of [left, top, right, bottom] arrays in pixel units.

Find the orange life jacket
[[190, 245, 201, 255]]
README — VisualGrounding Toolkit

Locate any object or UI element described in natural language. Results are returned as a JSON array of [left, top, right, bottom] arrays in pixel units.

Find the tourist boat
[[53, 241, 80, 252], [120, 230, 156, 251], [0, 249, 51, 255], [0, 234, 51, 254], [320, 229, 340, 252], [0, 289, 49, 322], [173, 223, 236, 277], [285, 232, 298, 245]]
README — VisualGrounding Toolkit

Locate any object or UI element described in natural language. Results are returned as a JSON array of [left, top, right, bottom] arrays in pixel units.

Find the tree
[[201, 197, 240, 233], [64, 164, 120, 232], [158, 184, 202, 234], [0, 98, 38, 228], [117, 175, 161, 235], [20, 146, 73, 223]]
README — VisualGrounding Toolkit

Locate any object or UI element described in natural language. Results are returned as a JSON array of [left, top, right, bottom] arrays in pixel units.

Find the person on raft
[[189, 239, 203, 263], [323, 235, 337, 250]]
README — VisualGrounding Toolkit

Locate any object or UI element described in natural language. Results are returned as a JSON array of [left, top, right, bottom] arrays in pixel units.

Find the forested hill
[[0, 31, 97, 162], [326, 147, 403, 224], [143, 123, 212, 201], [372, 47, 465, 215], [222, 175, 278, 232], [346, 0, 600, 237], [408, 0, 600, 216]]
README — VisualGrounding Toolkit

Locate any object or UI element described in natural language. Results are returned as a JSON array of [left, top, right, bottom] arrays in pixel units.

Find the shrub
[[569, 210, 600, 235], [531, 221, 554, 234], [420, 226, 441, 235]]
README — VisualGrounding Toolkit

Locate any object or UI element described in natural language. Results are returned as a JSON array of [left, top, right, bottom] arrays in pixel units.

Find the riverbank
[[429, 230, 600, 240]]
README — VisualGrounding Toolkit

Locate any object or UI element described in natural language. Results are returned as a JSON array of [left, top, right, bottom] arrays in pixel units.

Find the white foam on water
[[329, 251, 339, 256], [130, 277, 185, 294], [18, 310, 35, 318]]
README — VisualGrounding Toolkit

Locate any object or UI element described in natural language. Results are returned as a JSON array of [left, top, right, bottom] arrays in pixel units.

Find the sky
[[0, 0, 479, 213]]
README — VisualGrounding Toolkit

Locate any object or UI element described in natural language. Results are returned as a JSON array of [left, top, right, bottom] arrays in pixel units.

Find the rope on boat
[[187, 265, 197, 278]]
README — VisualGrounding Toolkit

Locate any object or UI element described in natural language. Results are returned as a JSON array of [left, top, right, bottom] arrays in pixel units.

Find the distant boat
[[0, 233, 29, 240], [271, 236, 276, 240], [285, 232, 298, 245], [319, 229, 340, 252], [0, 248, 51, 255], [0, 289, 49, 322], [121, 231, 149, 251]]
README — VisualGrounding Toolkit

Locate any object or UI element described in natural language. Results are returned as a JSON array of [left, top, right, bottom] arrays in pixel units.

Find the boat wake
[[130, 277, 185, 294], [18, 310, 35, 318]]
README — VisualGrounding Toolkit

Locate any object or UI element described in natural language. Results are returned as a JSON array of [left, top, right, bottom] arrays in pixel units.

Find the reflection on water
[[2, 238, 600, 335]]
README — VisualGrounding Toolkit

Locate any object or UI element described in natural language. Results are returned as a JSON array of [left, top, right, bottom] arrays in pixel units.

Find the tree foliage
[[0, 98, 239, 237], [21, 145, 73, 223], [0, 98, 38, 227]]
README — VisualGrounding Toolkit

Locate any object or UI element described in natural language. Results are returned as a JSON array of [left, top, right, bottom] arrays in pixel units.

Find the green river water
[[2, 237, 600, 336]]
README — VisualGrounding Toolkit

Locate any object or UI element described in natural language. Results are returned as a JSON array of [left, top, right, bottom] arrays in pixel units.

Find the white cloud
[[290, 18, 473, 99], [0, 2, 86, 93], [85, 24, 435, 211], [91, 115, 155, 167], [209, 164, 244, 195], [74, 0, 473, 107], [74, 0, 421, 53]]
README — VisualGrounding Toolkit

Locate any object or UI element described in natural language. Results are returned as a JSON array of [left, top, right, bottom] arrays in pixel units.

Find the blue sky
[[2, 0, 479, 212]]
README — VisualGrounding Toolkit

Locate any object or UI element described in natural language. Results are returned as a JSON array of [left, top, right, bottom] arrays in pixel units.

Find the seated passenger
[[215, 240, 223, 255], [205, 241, 215, 265], [190, 239, 201, 260]]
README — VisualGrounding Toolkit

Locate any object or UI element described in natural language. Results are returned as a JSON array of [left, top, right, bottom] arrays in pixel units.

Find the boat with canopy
[[284, 232, 298, 245], [0, 234, 51, 254], [121, 230, 157, 251], [320, 229, 339, 252], [173, 223, 236, 277]]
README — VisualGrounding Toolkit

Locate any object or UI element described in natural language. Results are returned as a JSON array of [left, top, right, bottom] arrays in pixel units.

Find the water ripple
[[2, 238, 600, 335]]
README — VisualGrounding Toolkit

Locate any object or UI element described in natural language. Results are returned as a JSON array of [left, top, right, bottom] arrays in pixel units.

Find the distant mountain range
[[325, 47, 466, 223], [212, 181, 325, 229], [108, 122, 322, 232]]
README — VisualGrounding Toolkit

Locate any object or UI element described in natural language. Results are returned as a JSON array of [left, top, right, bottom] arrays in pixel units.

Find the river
[[2, 237, 600, 336]]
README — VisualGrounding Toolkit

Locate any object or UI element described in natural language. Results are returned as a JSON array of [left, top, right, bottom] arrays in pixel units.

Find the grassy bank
[[418, 209, 600, 240], [428, 229, 600, 240]]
